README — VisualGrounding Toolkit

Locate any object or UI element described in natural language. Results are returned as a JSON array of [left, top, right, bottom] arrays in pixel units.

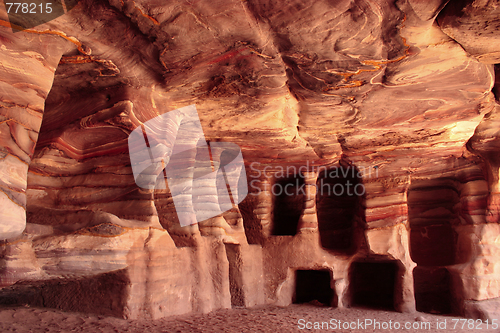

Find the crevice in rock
[[494, 65, 499, 102], [225, 243, 244, 307]]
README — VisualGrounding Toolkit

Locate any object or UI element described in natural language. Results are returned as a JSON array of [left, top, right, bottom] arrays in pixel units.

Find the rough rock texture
[[438, 0, 500, 64], [0, 0, 499, 321]]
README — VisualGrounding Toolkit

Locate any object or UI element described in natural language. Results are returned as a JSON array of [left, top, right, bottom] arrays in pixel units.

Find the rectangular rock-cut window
[[272, 175, 305, 236], [316, 166, 362, 253]]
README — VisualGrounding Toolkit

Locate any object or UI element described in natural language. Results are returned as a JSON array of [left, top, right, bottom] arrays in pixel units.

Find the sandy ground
[[0, 304, 498, 333]]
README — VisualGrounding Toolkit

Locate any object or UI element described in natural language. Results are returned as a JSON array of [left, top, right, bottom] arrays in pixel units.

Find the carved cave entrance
[[408, 178, 459, 314], [316, 166, 362, 253], [272, 174, 305, 236], [293, 269, 335, 306], [349, 261, 398, 311], [413, 267, 452, 314]]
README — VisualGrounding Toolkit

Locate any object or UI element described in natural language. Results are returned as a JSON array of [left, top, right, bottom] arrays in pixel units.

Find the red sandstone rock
[[0, 0, 498, 322]]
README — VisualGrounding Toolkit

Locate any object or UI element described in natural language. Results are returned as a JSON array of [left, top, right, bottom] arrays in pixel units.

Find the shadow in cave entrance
[[293, 269, 336, 307], [316, 165, 363, 254], [349, 261, 398, 311], [272, 174, 305, 236], [408, 178, 460, 315]]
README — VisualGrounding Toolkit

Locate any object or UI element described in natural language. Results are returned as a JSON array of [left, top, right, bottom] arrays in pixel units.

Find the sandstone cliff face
[[0, 0, 499, 321]]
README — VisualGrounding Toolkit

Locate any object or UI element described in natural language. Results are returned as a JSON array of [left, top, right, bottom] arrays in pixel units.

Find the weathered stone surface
[[438, 0, 500, 64], [0, 28, 72, 238], [463, 297, 500, 321]]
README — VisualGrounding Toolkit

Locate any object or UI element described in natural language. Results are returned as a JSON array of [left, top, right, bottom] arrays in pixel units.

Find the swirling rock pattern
[[0, 0, 499, 321], [0, 26, 72, 238]]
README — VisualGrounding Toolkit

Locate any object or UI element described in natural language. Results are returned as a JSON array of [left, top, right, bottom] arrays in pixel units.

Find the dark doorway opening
[[408, 179, 459, 266], [272, 175, 305, 236], [316, 166, 362, 253], [349, 261, 397, 310], [294, 270, 335, 306], [408, 178, 460, 315], [413, 266, 452, 314]]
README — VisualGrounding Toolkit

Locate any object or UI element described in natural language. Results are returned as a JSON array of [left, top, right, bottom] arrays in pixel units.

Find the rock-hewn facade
[[0, 0, 499, 321]]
